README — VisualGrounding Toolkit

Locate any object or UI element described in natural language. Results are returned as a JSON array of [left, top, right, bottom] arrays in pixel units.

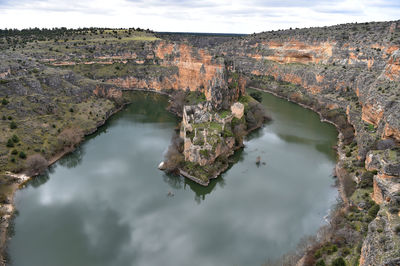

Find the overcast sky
[[0, 0, 399, 33]]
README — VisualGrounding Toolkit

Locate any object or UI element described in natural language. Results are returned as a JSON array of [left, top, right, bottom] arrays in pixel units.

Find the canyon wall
[[45, 40, 235, 109], [210, 21, 400, 265]]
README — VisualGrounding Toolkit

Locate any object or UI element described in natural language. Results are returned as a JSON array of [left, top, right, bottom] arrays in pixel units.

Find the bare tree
[[163, 133, 184, 173], [57, 127, 84, 150], [25, 154, 48, 176], [169, 90, 187, 116]]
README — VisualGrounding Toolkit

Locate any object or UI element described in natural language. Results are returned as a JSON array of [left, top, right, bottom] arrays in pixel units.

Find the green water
[[7, 90, 338, 266]]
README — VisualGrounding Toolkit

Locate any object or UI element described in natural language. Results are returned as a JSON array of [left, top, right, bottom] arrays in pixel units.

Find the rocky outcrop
[[178, 101, 239, 185], [360, 209, 400, 266]]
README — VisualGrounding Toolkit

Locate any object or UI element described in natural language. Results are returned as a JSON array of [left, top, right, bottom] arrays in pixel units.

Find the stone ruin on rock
[[177, 101, 245, 185]]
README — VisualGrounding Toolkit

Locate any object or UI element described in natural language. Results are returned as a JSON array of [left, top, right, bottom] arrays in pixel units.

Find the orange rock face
[[251, 40, 335, 64], [382, 123, 400, 142], [91, 41, 228, 105], [372, 178, 384, 204], [0, 69, 10, 78], [153, 42, 227, 101], [93, 86, 122, 99], [361, 103, 384, 126], [384, 53, 400, 81]]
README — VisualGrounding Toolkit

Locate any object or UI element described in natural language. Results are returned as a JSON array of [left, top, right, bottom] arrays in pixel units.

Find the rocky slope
[[211, 21, 400, 265]]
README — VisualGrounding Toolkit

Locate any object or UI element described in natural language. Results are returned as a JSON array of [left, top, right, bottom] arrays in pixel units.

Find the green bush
[[1, 98, 9, 105], [6, 139, 14, 147], [19, 151, 27, 159], [11, 149, 18, 155], [341, 247, 351, 256], [10, 121, 17, 129], [250, 91, 262, 102], [394, 225, 400, 234], [223, 128, 234, 138], [314, 249, 322, 259], [368, 204, 380, 219], [359, 171, 375, 188], [346, 150, 352, 157], [327, 245, 338, 255], [199, 149, 209, 157], [10, 157, 16, 163], [332, 257, 346, 266], [316, 260, 326, 266], [367, 124, 375, 132], [11, 134, 19, 143]]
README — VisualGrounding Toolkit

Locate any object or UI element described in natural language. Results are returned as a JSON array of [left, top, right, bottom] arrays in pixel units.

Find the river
[[7, 90, 338, 266]]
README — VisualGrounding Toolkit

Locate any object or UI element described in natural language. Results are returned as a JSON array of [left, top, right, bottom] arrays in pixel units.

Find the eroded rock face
[[214, 22, 400, 146], [366, 150, 400, 177], [360, 210, 400, 266]]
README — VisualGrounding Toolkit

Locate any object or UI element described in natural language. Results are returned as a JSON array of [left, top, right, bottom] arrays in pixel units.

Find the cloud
[[0, 0, 398, 33]]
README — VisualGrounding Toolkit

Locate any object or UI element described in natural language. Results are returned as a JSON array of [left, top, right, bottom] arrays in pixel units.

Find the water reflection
[[57, 146, 85, 169], [162, 173, 225, 203], [29, 171, 50, 188]]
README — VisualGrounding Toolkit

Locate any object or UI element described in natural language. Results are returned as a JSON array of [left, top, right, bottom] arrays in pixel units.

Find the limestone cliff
[[209, 21, 400, 265]]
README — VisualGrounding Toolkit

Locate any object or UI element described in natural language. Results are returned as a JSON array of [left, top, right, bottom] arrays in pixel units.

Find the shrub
[[10, 121, 17, 129], [368, 204, 380, 219], [199, 149, 209, 157], [19, 151, 27, 159], [2, 115, 5, 120], [11, 134, 19, 143], [331, 257, 346, 266], [10, 158, 16, 163], [162, 133, 184, 173], [395, 225, 400, 234], [316, 260, 326, 266], [250, 91, 262, 102], [1, 98, 9, 105], [314, 249, 322, 259], [69, 107, 74, 112], [223, 128, 234, 138], [57, 127, 84, 149], [359, 171, 375, 188], [327, 245, 338, 255], [25, 154, 48, 176], [6, 139, 14, 147], [168, 90, 186, 115], [346, 150, 352, 157], [341, 247, 351, 256], [11, 149, 18, 155]]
